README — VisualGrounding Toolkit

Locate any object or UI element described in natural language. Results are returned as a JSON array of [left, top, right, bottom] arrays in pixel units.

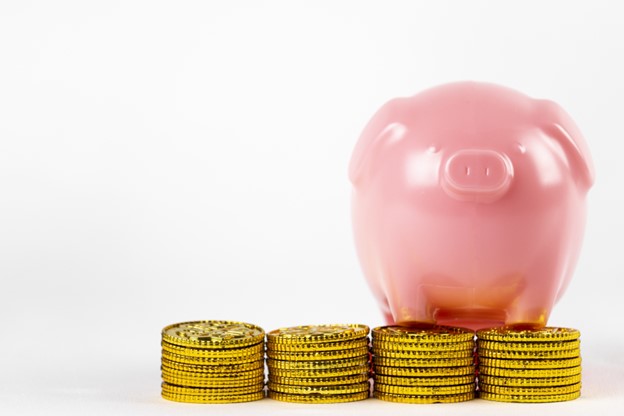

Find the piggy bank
[[349, 82, 594, 330]]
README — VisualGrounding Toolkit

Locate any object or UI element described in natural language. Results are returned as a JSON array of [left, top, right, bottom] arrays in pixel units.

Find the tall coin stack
[[266, 324, 371, 403], [161, 320, 266, 403], [371, 326, 477, 404], [476, 327, 582, 403]]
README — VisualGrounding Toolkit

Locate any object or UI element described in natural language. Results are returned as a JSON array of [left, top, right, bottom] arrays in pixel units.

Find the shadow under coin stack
[[371, 326, 477, 404], [266, 324, 371, 403], [476, 327, 582, 403], [160, 320, 266, 403]]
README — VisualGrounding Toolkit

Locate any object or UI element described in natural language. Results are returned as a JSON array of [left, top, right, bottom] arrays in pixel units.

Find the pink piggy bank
[[349, 82, 594, 330]]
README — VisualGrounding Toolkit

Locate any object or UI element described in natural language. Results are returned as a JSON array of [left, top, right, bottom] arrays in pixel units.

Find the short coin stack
[[266, 324, 371, 403], [476, 327, 582, 403], [161, 320, 266, 403], [371, 325, 477, 404]]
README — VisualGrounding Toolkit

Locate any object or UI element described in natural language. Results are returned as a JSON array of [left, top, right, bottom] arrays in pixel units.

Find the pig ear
[[349, 98, 407, 186], [538, 100, 595, 190]]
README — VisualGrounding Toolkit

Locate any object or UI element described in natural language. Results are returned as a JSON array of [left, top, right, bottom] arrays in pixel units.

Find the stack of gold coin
[[160, 320, 266, 403], [476, 327, 582, 403], [371, 325, 477, 404], [265, 324, 371, 403]]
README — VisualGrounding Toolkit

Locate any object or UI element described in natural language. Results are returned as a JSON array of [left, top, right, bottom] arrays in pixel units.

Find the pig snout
[[441, 149, 514, 203]]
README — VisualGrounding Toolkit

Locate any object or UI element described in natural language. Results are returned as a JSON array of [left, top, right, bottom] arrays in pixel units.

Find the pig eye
[[427, 145, 440, 154], [516, 142, 527, 154]]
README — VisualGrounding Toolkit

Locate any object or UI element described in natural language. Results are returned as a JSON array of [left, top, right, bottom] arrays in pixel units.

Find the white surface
[[1, 0, 623, 414]]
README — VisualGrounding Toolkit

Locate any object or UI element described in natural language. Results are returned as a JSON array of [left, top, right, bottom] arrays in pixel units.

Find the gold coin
[[479, 382, 581, 396], [162, 341, 264, 358], [267, 324, 369, 344], [161, 357, 264, 373], [267, 346, 369, 361], [161, 390, 264, 403], [478, 373, 582, 387], [161, 366, 264, 380], [375, 382, 475, 396], [162, 349, 262, 365], [268, 381, 370, 395], [477, 339, 580, 352], [374, 364, 475, 377], [373, 340, 474, 352], [478, 356, 581, 369], [479, 390, 580, 403], [268, 364, 370, 379], [373, 356, 474, 368], [267, 390, 369, 403], [266, 355, 369, 370], [269, 372, 370, 386], [162, 320, 265, 349], [161, 381, 264, 396], [374, 374, 475, 387], [478, 348, 579, 360], [476, 327, 580, 343], [162, 373, 265, 388], [373, 348, 474, 359], [267, 338, 369, 352], [478, 365, 581, 378], [373, 390, 475, 403], [373, 325, 474, 343]]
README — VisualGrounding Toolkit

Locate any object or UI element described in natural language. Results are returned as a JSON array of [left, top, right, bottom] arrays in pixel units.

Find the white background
[[1, 1, 623, 414]]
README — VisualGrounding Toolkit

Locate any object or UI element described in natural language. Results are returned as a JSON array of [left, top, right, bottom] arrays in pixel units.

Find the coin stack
[[265, 324, 371, 403], [371, 325, 477, 404], [160, 320, 266, 404], [476, 327, 582, 403]]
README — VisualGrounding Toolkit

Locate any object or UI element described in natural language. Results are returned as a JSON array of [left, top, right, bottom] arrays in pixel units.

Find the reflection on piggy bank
[[349, 82, 594, 330]]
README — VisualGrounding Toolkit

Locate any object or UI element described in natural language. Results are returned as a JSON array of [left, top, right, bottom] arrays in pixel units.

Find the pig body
[[349, 82, 594, 330]]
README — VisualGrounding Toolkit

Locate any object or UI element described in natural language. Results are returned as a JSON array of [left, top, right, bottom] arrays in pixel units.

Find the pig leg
[[505, 257, 560, 327], [382, 261, 436, 326]]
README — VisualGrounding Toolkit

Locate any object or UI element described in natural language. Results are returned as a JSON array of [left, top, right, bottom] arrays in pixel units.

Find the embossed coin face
[[476, 327, 580, 342], [267, 324, 369, 344], [373, 326, 475, 343], [162, 320, 265, 348]]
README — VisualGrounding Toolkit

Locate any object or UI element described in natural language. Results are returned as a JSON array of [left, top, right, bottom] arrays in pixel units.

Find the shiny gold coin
[[374, 364, 475, 377], [267, 338, 369, 352], [161, 381, 264, 396], [268, 364, 370, 379], [162, 320, 265, 349], [267, 324, 369, 344], [478, 373, 582, 387], [373, 325, 475, 343], [373, 340, 474, 352], [479, 382, 581, 396], [478, 348, 579, 360], [161, 357, 264, 373], [162, 349, 263, 365], [373, 356, 474, 368], [161, 366, 264, 381], [374, 374, 475, 387], [477, 356, 581, 369], [476, 327, 580, 343], [373, 390, 475, 403], [162, 373, 265, 388], [269, 372, 370, 386], [375, 382, 475, 396], [268, 381, 370, 395], [267, 346, 369, 361], [161, 389, 264, 403], [479, 390, 580, 403], [373, 348, 474, 359], [267, 355, 369, 370], [478, 365, 581, 378], [268, 390, 369, 403], [477, 339, 580, 352], [162, 341, 264, 358]]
